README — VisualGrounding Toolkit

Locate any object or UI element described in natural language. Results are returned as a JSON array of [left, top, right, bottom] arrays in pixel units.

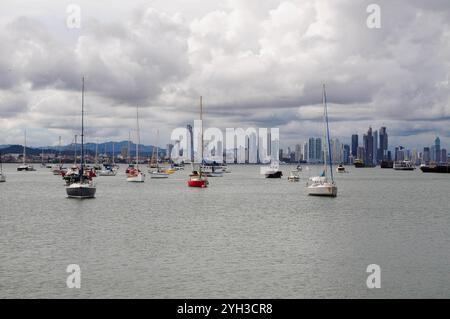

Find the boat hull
[[150, 172, 169, 179], [127, 173, 145, 182], [17, 166, 35, 171], [265, 171, 283, 178], [307, 184, 337, 197], [66, 184, 96, 199], [99, 170, 117, 176], [0, 175, 5, 182], [188, 179, 208, 188], [420, 165, 450, 173]]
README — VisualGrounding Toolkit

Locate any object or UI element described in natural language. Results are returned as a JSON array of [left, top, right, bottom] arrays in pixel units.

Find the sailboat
[[187, 96, 209, 188], [17, 130, 35, 171], [66, 77, 97, 199], [126, 107, 145, 182], [150, 130, 169, 179], [52, 136, 66, 175], [306, 85, 337, 197], [0, 152, 6, 182], [99, 142, 117, 176]]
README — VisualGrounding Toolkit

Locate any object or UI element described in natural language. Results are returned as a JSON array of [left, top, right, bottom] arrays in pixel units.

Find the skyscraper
[[379, 126, 388, 160], [343, 144, 350, 165], [351, 134, 358, 158], [308, 138, 316, 163], [315, 138, 322, 163], [435, 137, 441, 163], [363, 127, 374, 166], [373, 130, 378, 165], [187, 124, 194, 162]]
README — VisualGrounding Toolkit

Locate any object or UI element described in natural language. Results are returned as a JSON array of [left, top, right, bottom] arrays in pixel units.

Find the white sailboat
[[17, 130, 35, 171], [306, 85, 338, 197], [66, 77, 97, 199], [150, 130, 169, 179], [127, 106, 145, 182]]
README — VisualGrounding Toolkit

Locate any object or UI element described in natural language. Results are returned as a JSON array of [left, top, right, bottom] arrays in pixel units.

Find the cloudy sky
[[0, 0, 449, 150]]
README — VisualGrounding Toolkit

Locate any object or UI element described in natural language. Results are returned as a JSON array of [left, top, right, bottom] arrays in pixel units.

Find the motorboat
[[287, 170, 300, 182], [261, 163, 282, 178], [336, 164, 346, 173]]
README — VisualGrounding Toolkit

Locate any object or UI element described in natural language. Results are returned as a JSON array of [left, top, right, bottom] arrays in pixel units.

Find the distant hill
[[1, 141, 165, 157]]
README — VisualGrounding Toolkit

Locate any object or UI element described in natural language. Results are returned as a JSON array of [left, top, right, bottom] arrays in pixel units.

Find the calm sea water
[[0, 163, 449, 298]]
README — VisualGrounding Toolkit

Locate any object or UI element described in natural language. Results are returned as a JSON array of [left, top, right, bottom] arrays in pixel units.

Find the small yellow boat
[[164, 169, 176, 174]]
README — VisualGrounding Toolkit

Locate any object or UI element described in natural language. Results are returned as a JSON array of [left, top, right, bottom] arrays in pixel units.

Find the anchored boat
[[306, 85, 337, 197], [66, 77, 96, 199]]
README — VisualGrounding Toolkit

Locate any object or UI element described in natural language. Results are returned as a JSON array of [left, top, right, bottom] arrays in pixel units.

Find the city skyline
[[0, 1, 449, 150]]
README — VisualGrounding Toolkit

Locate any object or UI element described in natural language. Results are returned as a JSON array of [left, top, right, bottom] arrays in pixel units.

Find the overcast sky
[[0, 0, 449, 150]]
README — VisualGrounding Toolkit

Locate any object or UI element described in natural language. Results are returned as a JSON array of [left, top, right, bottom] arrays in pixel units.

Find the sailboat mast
[[200, 96, 203, 163], [58, 136, 62, 165], [136, 106, 140, 168], [81, 77, 85, 181], [23, 130, 26, 165], [156, 129, 160, 169], [323, 84, 334, 182], [128, 131, 131, 165]]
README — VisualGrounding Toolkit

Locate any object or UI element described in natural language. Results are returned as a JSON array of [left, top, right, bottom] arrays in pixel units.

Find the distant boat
[[0, 152, 6, 182], [336, 164, 347, 173], [354, 159, 375, 168], [150, 130, 169, 179], [380, 160, 394, 169], [99, 163, 117, 176], [287, 170, 300, 182], [17, 130, 35, 171], [263, 163, 283, 178], [393, 160, 415, 171], [187, 96, 208, 188], [66, 77, 96, 199], [306, 85, 337, 197], [126, 106, 145, 183], [420, 163, 450, 173]]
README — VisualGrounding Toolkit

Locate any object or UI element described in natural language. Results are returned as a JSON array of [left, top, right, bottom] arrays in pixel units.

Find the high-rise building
[[435, 137, 441, 163], [187, 124, 194, 162], [343, 144, 350, 164], [351, 134, 358, 158], [373, 130, 378, 165], [303, 142, 308, 162], [315, 138, 322, 163], [294, 144, 302, 162], [363, 127, 374, 166], [308, 138, 316, 163], [379, 126, 388, 160], [357, 146, 365, 161], [441, 149, 447, 163]]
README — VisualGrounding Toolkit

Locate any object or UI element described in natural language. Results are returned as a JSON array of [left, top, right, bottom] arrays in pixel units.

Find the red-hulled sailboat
[[187, 96, 208, 188]]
